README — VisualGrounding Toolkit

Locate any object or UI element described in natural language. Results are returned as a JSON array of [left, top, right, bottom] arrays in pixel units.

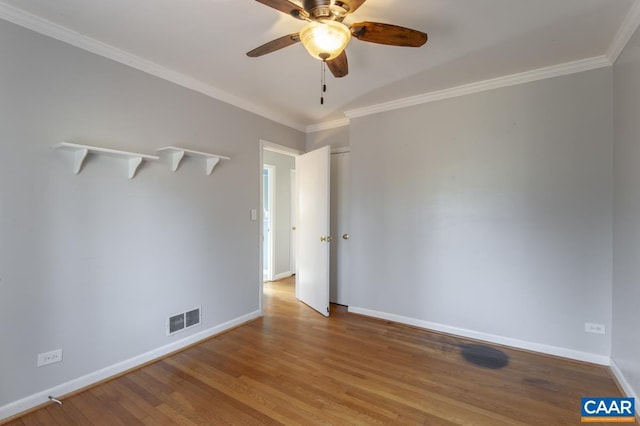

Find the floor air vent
[[167, 306, 201, 336]]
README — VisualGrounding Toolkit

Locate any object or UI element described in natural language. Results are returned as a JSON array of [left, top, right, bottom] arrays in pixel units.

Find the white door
[[330, 151, 350, 305], [296, 146, 331, 316]]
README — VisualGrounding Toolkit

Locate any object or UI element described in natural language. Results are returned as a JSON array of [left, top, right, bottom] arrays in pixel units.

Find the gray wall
[[349, 68, 613, 358], [306, 125, 349, 151], [0, 19, 304, 409], [3, 7, 638, 417], [263, 150, 295, 278], [612, 25, 640, 402]]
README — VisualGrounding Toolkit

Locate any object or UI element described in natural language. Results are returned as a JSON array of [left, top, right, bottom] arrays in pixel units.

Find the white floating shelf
[[54, 142, 159, 179], [157, 146, 230, 175]]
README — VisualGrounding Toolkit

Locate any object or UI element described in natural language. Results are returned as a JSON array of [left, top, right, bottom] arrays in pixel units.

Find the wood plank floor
[[5, 276, 624, 425]]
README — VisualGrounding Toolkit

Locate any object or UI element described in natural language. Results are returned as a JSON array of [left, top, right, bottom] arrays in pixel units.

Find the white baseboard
[[273, 271, 293, 281], [0, 310, 261, 421], [348, 306, 610, 366], [610, 358, 640, 419]]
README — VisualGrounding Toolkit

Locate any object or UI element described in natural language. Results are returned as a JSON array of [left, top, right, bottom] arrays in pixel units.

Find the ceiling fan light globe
[[300, 20, 351, 61]]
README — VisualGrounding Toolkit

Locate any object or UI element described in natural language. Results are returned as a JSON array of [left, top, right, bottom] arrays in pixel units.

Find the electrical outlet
[[585, 323, 606, 335], [37, 349, 63, 367]]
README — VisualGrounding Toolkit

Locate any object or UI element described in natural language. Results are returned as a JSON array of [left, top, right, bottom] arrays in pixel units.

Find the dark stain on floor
[[460, 344, 509, 369]]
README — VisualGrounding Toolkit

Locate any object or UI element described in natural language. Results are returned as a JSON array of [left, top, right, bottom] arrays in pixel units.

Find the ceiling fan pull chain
[[320, 59, 326, 105], [323, 60, 327, 93]]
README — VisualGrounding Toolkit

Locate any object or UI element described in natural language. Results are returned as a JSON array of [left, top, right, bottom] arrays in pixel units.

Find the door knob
[[320, 236, 332, 242], [342, 233, 350, 240]]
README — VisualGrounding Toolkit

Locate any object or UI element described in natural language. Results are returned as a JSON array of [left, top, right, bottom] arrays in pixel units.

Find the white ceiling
[[1, 0, 638, 131]]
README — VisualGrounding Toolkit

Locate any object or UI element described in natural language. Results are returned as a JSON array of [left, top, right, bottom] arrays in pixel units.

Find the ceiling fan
[[247, 0, 428, 78]]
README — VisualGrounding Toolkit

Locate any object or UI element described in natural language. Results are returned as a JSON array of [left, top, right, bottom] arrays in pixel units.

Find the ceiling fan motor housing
[[303, 0, 333, 19]]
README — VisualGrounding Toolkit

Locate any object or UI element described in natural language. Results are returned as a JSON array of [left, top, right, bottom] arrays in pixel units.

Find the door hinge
[[327, 306, 330, 313]]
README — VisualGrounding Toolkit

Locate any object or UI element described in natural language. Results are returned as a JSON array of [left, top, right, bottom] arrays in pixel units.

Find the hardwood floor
[[5, 276, 624, 425]]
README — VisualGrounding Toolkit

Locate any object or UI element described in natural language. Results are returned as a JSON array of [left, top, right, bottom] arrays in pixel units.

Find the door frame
[[289, 169, 297, 274], [330, 149, 350, 305], [263, 164, 276, 282], [259, 140, 302, 315]]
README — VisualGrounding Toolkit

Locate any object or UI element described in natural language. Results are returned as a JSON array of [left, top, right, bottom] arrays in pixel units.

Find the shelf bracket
[[54, 142, 159, 179], [157, 146, 230, 175], [128, 156, 143, 179], [206, 157, 221, 175], [74, 148, 88, 174], [169, 150, 185, 172]]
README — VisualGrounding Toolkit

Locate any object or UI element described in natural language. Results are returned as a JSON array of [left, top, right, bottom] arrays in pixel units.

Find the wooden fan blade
[[246, 33, 300, 57], [327, 50, 348, 78], [351, 22, 427, 47], [255, 0, 305, 19]]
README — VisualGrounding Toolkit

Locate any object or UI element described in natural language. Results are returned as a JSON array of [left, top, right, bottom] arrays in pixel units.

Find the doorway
[[259, 141, 345, 318], [260, 142, 300, 297]]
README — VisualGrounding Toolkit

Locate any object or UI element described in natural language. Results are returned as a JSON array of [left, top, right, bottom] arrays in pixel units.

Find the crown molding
[[4, 0, 639, 132], [0, 3, 307, 133], [344, 55, 611, 119], [607, 0, 640, 63], [306, 118, 350, 133], [340, 0, 640, 121]]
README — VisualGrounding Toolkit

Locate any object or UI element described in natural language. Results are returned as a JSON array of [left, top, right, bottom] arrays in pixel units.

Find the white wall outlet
[[585, 323, 606, 335], [37, 349, 63, 367]]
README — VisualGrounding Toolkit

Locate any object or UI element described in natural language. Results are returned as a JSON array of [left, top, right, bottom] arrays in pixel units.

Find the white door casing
[[290, 169, 297, 274], [330, 151, 350, 305], [263, 165, 275, 281]]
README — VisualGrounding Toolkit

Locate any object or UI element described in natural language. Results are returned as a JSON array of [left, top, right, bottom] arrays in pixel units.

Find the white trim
[[348, 306, 611, 366], [0, 310, 261, 421], [261, 140, 303, 157], [289, 169, 297, 275], [306, 118, 350, 134], [610, 358, 640, 419], [344, 56, 611, 119], [263, 164, 276, 282], [607, 0, 640, 64], [273, 271, 294, 281], [0, 3, 306, 133], [330, 147, 350, 154], [258, 144, 264, 315]]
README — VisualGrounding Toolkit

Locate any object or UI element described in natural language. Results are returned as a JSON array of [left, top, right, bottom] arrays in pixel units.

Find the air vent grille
[[186, 308, 200, 327], [168, 314, 185, 334], [167, 306, 201, 336]]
